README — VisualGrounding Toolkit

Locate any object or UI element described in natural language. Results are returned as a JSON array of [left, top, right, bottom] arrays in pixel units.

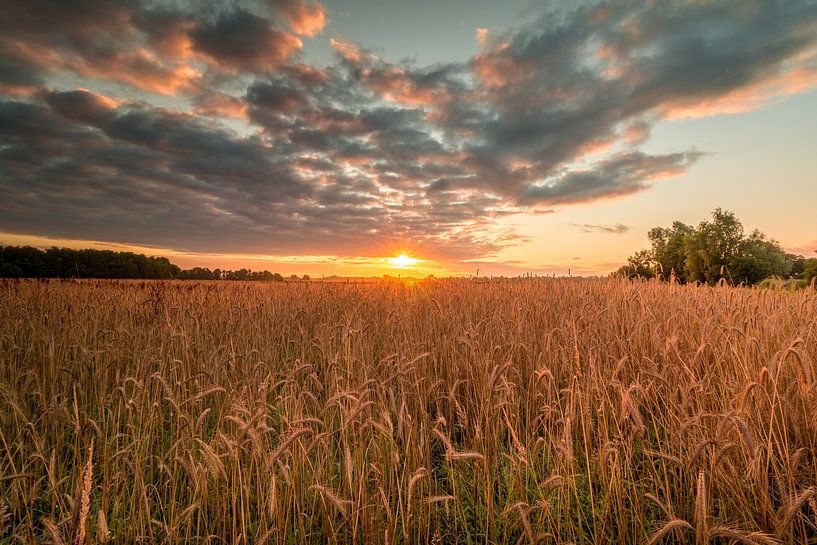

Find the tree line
[[616, 209, 817, 286], [177, 267, 308, 281], [0, 246, 309, 281]]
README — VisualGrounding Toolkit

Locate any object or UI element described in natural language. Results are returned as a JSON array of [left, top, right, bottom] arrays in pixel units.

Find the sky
[[1, 0, 816, 277]]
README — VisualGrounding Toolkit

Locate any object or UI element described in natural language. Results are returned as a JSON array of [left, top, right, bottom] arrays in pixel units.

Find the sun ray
[[387, 254, 421, 268]]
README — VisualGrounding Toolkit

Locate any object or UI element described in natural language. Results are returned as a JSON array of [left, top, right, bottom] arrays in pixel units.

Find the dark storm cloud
[[1, 1, 817, 260]]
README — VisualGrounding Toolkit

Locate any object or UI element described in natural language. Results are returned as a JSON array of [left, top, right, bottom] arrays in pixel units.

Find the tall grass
[[1, 277, 816, 544]]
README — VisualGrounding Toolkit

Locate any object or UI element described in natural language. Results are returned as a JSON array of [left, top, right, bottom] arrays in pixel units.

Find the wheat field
[[1, 278, 816, 544]]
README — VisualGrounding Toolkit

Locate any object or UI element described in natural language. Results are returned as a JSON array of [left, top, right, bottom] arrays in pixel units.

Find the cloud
[[42, 89, 119, 125], [192, 91, 248, 119], [0, 95, 512, 260], [189, 9, 302, 73], [461, 0, 817, 184], [1, 1, 817, 264], [519, 151, 704, 206], [475, 27, 489, 46], [330, 38, 365, 63], [569, 223, 630, 234], [0, 0, 200, 95], [270, 0, 328, 37], [0, 0, 319, 94], [785, 241, 817, 257]]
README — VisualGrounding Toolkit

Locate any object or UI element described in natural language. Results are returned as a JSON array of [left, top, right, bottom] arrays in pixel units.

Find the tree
[[804, 258, 817, 286], [786, 254, 806, 279], [617, 209, 802, 286], [648, 221, 694, 281], [730, 230, 791, 284], [615, 249, 655, 279], [302, 274, 310, 280], [0, 262, 23, 277], [685, 209, 744, 284], [0, 245, 180, 279]]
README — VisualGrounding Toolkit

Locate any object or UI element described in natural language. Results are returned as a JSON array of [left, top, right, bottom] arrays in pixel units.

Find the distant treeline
[[617, 209, 817, 286], [0, 246, 306, 280]]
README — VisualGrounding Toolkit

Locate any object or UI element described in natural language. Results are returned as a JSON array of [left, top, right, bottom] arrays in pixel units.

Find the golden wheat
[[0, 277, 816, 543]]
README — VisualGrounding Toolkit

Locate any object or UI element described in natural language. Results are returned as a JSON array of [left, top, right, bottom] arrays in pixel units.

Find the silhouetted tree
[[0, 246, 293, 281], [0, 246, 179, 278]]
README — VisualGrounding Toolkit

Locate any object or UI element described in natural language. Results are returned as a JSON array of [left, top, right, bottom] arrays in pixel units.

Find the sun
[[387, 254, 420, 268]]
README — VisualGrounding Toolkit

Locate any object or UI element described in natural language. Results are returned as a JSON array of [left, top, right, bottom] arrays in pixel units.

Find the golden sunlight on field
[[1, 278, 816, 544]]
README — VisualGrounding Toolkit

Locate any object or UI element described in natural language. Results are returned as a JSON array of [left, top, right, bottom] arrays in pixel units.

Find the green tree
[[730, 230, 791, 284], [648, 221, 694, 281], [804, 258, 817, 286], [684, 209, 744, 284], [615, 249, 655, 279], [786, 254, 806, 279]]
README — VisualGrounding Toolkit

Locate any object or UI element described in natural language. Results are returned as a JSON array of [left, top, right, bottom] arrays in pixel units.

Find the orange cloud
[[475, 27, 489, 46], [662, 62, 817, 120], [142, 18, 197, 59], [0, 83, 38, 97], [367, 67, 448, 106], [577, 137, 616, 157], [4, 36, 199, 96], [74, 49, 200, 95], [472, 43, 528, 87], [330, 38, 364, 63], [279, 0, 327, 36]]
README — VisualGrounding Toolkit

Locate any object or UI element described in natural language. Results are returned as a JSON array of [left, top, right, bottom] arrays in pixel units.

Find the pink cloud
[[472, 43, 530, 88], [622, 120, 650, 146], [662, 60, 817, 120], [577, 136, 616, 157], [786, 241, 817, 256], [475, 27, 489, 46]]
